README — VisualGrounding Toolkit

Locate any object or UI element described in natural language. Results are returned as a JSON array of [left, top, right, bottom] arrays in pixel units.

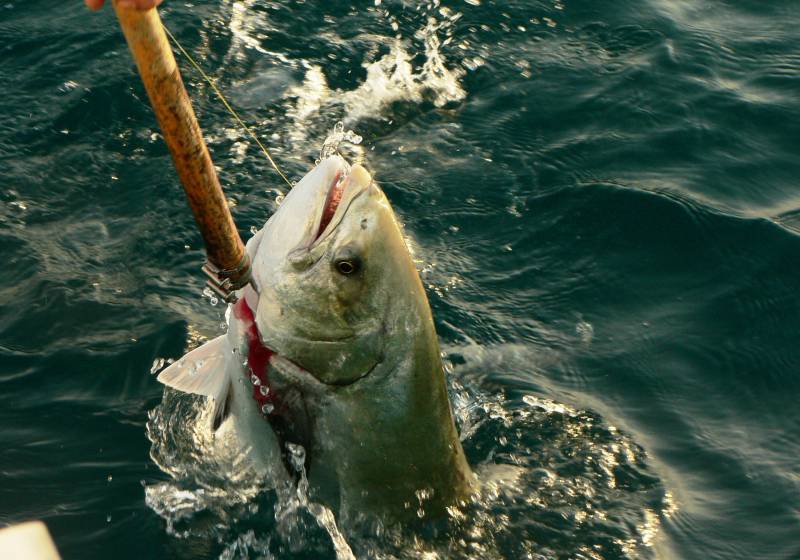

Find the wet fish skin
[[158, 156, 476, 519]]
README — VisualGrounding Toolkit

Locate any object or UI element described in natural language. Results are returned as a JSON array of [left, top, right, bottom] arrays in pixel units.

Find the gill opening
[[162, 23, 293, 189]]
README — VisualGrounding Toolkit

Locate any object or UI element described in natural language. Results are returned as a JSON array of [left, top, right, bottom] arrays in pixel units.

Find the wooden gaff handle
[[112, 1, 250, 292]]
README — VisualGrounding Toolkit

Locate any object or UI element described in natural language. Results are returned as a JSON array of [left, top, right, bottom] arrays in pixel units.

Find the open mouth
[[314, 170, 347, 242], [309, 163, 373, 246]]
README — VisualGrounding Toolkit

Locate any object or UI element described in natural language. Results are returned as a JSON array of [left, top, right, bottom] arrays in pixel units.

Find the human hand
[[85, 0, 163, 10]]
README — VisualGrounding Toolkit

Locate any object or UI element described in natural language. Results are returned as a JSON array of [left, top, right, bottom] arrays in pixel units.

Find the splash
[[205, 2, 468, 180], [282, 17, 465, 154], [341, 22, 466, 121], [144, 390, 269, 539], [274, 443, 356, 560], [144, 342, 671, 559], [289, 31, 466, 123], [319, 122, 363, 162], [440, 348, 673, 559], [145, 389, 356, 557]]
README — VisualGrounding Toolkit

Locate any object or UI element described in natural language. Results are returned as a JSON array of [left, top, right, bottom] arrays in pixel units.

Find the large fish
[[157, 155, 475, 518]]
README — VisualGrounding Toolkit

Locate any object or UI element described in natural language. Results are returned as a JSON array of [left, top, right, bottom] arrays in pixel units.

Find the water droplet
[[106, 515, 112, 523], [259, 385, 269, 396], [250, 225, 258, 235], [319, 122, 363, 160], [261, 403, 274, 415], [345, 131, 363, 145], [202, 286, 220, 306], [417, 508, 425, 518], [149, 358, 165, 375], [107, 475, 112, 482], [285, 442, 306, 472], [250, 374, 260, 386]]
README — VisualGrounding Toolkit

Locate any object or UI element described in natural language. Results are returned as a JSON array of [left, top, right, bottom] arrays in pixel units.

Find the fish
[[157, 155, 476, 518]]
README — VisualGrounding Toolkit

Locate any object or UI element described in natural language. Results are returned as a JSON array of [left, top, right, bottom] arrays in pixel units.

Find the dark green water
[[2, 0, 799, 558]]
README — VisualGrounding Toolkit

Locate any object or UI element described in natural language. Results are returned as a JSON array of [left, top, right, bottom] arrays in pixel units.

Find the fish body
[[158, 156, 475, 518]]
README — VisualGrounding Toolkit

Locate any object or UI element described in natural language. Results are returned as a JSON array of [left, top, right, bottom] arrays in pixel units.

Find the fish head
[[249, 155, 427, 386]]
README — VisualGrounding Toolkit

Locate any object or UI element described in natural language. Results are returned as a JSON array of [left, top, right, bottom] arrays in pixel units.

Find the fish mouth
[[310, 163, 372, 246], [314, 170, 346, 242]]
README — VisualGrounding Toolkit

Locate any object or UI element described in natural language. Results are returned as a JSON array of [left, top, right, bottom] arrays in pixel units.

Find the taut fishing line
[[162, 23, 293, 189]]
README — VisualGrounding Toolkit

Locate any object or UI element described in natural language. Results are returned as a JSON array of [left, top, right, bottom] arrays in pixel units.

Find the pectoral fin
[[157, 335, 231, 429]]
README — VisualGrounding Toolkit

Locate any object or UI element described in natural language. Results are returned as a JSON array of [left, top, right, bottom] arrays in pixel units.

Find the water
[[1, 0, 799, 558]]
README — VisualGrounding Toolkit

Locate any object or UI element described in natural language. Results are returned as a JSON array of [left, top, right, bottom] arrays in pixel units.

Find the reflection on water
[[145, 347, 671, 558]]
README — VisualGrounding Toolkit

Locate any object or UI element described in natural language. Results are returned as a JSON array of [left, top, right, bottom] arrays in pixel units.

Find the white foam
[[281, 17, 465, 154]]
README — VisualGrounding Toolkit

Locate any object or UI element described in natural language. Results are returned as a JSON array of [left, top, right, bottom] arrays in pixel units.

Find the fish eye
[[334, 258, 361, 276]]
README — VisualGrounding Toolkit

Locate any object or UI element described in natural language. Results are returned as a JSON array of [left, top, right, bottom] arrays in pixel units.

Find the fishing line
[[162, 23, 293, 189]]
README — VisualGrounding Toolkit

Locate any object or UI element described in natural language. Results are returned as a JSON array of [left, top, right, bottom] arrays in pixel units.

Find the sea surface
[[1, 1, 799, 558]]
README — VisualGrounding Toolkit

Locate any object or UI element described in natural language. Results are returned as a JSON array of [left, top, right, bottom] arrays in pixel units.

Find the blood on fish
[[234, 296, 313, 457], [233, 297, 275, 414]]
